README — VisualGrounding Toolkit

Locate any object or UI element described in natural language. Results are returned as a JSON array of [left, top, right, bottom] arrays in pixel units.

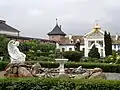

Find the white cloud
[[28, 9, 44, 16]]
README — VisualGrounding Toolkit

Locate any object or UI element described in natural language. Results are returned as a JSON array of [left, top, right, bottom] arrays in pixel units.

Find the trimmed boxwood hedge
[[65, 62, 120, 73], [0, 78, 120, 90], [1, 61, 120, 73]]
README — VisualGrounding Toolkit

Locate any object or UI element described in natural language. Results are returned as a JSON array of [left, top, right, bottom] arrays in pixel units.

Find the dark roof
[[0, 20, 20, 32], [47, 24, 66, 36], [5, 35, 56, 43]]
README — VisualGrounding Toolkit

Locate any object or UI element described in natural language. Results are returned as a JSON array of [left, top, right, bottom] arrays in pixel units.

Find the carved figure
[[8, 40, 26, 63]]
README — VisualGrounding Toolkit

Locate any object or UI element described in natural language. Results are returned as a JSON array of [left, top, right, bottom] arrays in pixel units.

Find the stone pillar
[[84, 38, 88, 57]]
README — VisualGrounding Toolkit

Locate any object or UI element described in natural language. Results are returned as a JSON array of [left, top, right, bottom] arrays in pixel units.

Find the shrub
[[104, 55, 116, 63], [81, 58, 101, 63], [20, 40, 56, 53], [37, 56, 54, 61], [88, 44, 100, 58], [63, 51, 82, 62], [0, 61, 8, 71], [0, 78, 120, 90], [115, 55, 120, 64], [48, 54, 56, 59], [1, 61, 120, 73]]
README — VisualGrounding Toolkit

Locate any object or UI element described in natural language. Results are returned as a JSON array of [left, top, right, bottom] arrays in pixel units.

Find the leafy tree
[[88, 44, 100, 58], [0, 35, 9, 60]]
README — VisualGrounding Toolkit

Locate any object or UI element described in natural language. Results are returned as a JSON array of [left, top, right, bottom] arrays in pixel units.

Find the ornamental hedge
[[1, 61, 120, 73], [0, 78, 120, 90], [63, 51, 83, 62]]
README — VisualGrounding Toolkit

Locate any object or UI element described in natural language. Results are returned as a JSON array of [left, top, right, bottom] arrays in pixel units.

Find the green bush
[[65, 62, 120, 73], [0, 78, 120, 90], [26, 51, 54, 61], [63, 51, 82, 62], [88, 44, 100, 58], [36, 52, 54, 57], [104, 55, 116, 63], [81, 58, 102, 63], [115, 55, 120, 64], [37, 56, 54, 61], [20, 40, 56, 53], [1, 61, 120, 72], [0, 61, 8, 71], [48, 54, 56, 59]]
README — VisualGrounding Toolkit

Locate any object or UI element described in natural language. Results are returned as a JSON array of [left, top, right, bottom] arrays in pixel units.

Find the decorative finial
[[56, 18, 58, 25], [95, 20, 99, 25], [93, 20, 101, 29]]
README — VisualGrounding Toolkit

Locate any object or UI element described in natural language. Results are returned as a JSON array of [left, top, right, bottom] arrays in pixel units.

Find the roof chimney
[[116, 33, 118, 40], [69, 34, 72, 40]]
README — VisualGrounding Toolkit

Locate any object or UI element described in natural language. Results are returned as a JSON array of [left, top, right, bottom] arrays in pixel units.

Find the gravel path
[[104, 73, 120, 80], [0, 71, 5, 77]]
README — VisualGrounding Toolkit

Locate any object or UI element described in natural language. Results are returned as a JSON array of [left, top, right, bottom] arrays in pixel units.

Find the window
[[69, 48, 72, 51], [118, 45, 120, 50], [114, 45, 116, 48], [88, 41, 95, 47], [96, 41, 103, 47]]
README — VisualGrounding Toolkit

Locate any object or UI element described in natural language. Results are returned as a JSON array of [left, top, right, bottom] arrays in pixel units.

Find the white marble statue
[[8, 40, 26, 63]]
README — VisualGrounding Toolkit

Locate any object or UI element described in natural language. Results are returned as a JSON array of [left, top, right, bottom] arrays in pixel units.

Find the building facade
[[0, 20, 55, 44], [84, 24, 105, 57], [0, 20, 20, 36], [48, 20, 120, 57]]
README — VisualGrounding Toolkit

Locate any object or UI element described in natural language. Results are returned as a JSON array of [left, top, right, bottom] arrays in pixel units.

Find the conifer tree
[[108, 32, 112, 55], [88, 44, 100, 58], [104, 31, 112, 56]]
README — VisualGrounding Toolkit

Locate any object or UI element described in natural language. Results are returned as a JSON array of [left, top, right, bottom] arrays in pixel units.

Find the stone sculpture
[[8, 40, 26, 64]]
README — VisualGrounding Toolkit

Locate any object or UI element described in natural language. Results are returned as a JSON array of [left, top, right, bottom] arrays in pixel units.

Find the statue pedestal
[[4, 63, 33, 77], [55, 59, 68, 75]]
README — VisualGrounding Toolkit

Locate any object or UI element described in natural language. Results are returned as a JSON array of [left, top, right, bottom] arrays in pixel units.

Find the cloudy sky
[[0, 0, 120, 39]]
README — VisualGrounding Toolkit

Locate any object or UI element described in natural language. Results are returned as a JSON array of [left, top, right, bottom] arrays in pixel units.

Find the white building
[[112, 34, 120, 51], [84, 24, 105, 57], [48, 19, 120, 57]]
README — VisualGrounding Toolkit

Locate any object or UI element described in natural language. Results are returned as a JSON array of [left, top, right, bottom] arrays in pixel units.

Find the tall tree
[[104, 31, 112, 56], [108, 32, 112, 55]]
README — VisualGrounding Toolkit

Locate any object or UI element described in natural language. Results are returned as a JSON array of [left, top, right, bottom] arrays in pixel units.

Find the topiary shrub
[[88, 44, 100, 58], [63, 51, 82, 62]]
